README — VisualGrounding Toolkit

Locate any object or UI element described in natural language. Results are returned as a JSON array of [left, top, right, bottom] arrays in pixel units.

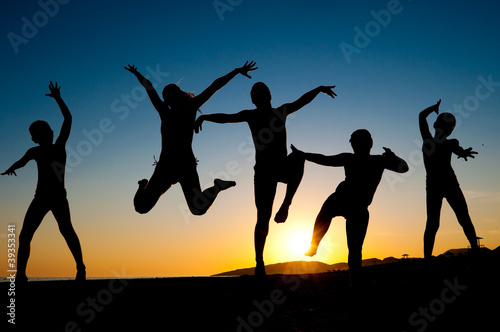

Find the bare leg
[[134, 166, 172, 214], [52, 198, 86, 280], [305, 192, 339, 257], [181, 168, 235, 216], [254, 177, 277, 276], [17, 198, 48, 281], [446, 187, 479, 251], [424, 190, 443, 259], [346, 209, 369, 288], [275, 152, 305, 223]]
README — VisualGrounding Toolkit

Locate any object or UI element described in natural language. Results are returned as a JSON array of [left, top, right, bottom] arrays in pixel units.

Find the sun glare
[[288, 231, 311, 258]]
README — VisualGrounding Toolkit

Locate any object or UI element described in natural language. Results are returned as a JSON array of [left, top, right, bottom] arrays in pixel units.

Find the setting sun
[[287, 230, 311, 257]]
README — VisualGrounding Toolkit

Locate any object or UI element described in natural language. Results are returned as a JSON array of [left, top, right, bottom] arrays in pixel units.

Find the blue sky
[[1, 0, 499, 277]]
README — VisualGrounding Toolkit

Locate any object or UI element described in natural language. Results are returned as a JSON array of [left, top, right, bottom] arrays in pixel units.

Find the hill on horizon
[[213, 256, 405, 276], [213, 246, 496, 276]]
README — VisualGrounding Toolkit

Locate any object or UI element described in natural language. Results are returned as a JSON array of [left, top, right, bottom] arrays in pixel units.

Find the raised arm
[[2, 149, 35, 176], [194, 110, 249, 133], [290, 144, 348, 167], [45, 81, 72, 146], [282, 85, 337, 116], [419, 99, 441, 140], [124, 64, 163, 112], [192, 61, 257, 109], [382, 147, 409, 173]]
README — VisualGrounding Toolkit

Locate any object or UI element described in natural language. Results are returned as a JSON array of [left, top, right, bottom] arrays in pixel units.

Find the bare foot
[[255, 261, 266, 277], [274, 203, 290, 223], [214, 179, 236, 190], [138, 179, 148, 189], [76, 269, 86, 282], [304, 246, 318, 257]]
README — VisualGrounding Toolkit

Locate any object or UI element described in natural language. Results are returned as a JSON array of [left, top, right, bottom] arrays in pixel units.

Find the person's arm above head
[[419, 99, 441, 140], [382, 147, 409, 173], [46, 81, 72, 146], [451, 139, 478, 161], [124, 64, 163, 112], [192, 61, 257, 109], [2, 149, 36, 176], [194, 110, 249, 133], [291, 144, 347, 167], [281, 85, 337, 116]]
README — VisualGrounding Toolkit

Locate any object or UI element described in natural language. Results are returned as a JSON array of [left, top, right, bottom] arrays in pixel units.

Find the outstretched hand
[[1, 170, 16, 176], [458, 147, 478, 161], [319, 85, 337, 99], [45, 81, 61, 99], [237, 61, 258, 79], [124, 64, 139, 75], [194, 116, 204, 134]]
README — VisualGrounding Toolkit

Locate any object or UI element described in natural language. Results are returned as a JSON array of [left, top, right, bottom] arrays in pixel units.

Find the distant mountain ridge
[[213, 246, 496, 276], [213, 256, 403, 276]]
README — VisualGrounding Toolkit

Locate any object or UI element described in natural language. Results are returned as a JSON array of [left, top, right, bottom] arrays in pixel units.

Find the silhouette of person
[[124, 61, 257, 215], [295, 129, 409, 286], [2, 82, 86, 282], [419, 100, 479, 258], [195, 82, 337, 276]]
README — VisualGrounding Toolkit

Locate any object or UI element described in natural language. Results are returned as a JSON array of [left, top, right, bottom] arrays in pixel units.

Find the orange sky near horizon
[[2, 157, 498, 279]]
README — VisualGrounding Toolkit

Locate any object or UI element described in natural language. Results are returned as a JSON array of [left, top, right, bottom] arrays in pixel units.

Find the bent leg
[[134, 166, 172, 214], [17, 198, 49, 280], [424, 190, 443, 259], [180, 168, 235, 216], [52, 198, 86, 278], [446, 187, 478, 250], [346, 209, 369, 287], [275, 152, 305, 223], [254, 177, 277, 276], [305, 192, 340, 257]]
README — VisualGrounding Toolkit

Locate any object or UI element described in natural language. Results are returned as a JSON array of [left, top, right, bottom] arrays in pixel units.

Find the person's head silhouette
[[433, 112, 456, 138], [29, 120, 53, 146], [350, 129, 373, 155], [162, 83, 194, 108], [251, 82, 272, 108]]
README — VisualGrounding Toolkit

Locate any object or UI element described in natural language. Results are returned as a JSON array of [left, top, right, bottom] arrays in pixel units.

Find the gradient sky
[[1, 0, 499, 278]]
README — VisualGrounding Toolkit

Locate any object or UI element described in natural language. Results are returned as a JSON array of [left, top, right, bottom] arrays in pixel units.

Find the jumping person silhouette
[[2, 82, 86, 282], [195, 82, 337, 276], [124, 61, 257, 215], [419, 99, 479, 259], [295, 129, 408, 286]]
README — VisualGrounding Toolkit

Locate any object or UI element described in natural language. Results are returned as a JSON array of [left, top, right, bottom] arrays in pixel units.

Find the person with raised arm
[[419, 99, 479, 259], [195, 82, 337, 276], [124, 61, 257, 215], [2, 82, 86, 283], [295, 129, 408, 287]]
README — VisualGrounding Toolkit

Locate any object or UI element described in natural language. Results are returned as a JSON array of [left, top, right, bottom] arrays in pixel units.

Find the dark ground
[[3, 251, 499, 332]]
